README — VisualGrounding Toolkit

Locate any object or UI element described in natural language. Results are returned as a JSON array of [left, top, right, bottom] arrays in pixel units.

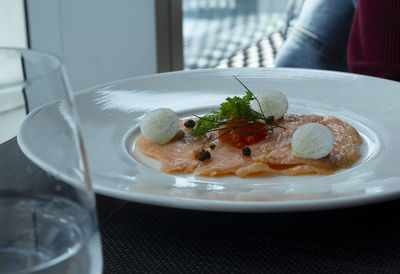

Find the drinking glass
[[0, 48, 102, 273]]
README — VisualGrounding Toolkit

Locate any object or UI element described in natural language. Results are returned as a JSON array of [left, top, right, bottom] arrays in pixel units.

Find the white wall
[[27, 0, 157, 92]]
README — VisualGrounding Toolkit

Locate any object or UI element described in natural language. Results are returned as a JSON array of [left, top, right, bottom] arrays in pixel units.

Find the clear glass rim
[[0, 47, 64, 90]]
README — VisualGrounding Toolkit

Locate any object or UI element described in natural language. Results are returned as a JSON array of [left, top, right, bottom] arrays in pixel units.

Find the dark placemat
[[100, 199, 400, 273]]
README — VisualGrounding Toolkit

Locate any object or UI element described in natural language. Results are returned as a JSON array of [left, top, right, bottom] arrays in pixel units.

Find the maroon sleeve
[[347, 0, 400, 81]]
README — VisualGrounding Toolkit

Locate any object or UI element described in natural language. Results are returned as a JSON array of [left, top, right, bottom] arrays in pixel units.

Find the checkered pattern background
[[183, 0, 287, 69]]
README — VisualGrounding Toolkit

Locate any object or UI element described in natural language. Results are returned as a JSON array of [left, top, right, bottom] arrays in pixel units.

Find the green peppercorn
[[196, 150, 211, 161], [242, 146, 251, 156]]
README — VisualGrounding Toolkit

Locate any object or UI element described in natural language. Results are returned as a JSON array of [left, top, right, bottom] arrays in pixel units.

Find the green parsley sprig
[[189, 76, 284, 142]]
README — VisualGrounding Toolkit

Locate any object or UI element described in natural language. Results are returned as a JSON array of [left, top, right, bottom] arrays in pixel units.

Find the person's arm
[[347, 0, 400, 81], [275, 0, 355, 72]]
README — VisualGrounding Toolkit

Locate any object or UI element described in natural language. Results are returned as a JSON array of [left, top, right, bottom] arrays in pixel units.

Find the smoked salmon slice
[[134, 114, 361, 177]]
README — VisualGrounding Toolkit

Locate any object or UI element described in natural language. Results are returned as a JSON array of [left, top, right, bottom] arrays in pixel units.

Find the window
[[0, 0, 28, 144]]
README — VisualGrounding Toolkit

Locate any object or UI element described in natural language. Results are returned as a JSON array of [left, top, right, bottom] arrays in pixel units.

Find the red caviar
[[218, 119, 266, 148]]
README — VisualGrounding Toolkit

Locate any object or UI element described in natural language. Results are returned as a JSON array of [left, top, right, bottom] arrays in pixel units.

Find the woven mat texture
[[100, 199, 400, 273]]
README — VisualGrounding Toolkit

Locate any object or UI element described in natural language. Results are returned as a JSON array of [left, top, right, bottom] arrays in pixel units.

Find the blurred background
[[1, 0, 291, 92], [183, 0, 287, 69]]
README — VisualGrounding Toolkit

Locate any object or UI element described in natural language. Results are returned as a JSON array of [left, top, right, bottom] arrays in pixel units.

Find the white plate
[[18, 68, 400, 212]]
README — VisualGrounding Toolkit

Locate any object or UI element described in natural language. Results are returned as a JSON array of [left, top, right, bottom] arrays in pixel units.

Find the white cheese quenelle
[[250, 89, 288, 121], [140, 108, 181, 144], [291, 123, 335, 159]]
